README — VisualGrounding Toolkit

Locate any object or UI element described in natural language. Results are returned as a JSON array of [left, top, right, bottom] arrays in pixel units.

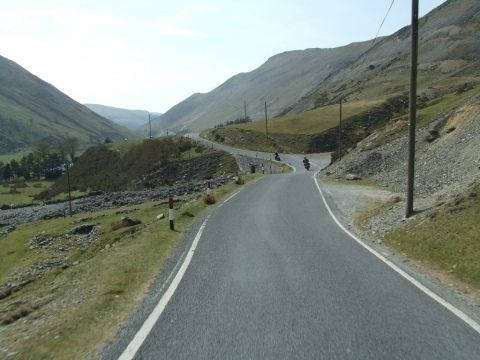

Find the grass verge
[[0, 174, 259, 359], [383, 184, 480, 290]]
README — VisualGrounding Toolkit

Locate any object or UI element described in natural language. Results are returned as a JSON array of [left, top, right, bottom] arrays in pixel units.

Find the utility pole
[[148, 113, 152, 139], [406, 0, 419, 218], [66, 161, 72, 217], [264, 101, 268, 139], [338, 97, 343, 159], [244, 100, 247, 121]]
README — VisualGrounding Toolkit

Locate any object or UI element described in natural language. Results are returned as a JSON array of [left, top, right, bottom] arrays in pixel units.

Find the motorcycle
[[303, 158, 310, 171]]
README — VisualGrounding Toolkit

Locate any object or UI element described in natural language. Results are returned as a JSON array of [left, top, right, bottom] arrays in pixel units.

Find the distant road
[[113, 135, 480, 359]]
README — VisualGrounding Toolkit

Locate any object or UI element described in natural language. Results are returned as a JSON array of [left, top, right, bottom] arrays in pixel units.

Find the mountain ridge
[[84, 103, 161, 132], [152, 0, 479, 134], [0, 55, 134, 153]]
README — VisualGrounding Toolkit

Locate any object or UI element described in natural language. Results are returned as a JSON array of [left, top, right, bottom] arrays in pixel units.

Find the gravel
[[322, 93, 480, 236], [0, 175, 234, 226]]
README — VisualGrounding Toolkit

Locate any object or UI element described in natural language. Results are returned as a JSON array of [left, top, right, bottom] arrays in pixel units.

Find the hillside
[[0, 55, 134, 153], [152, 41, 371, 133], [85, 104, 161, 132], [38, 137, 238, 199], [156, 0, 479, 136], [289, 0, 480, 114]]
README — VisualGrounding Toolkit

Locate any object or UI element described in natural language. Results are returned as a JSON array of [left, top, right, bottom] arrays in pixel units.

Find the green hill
[[85, 103, 161, 132], [0, 55, 134, 153]]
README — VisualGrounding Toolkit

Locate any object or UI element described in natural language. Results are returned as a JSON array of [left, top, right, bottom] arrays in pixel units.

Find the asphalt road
[[117, 137, 480, 359]]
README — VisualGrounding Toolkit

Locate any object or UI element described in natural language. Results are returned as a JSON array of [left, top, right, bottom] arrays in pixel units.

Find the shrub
[[181, 210, 195, 217], [235, 177, 245, 185], [203, 193, 216, 205]]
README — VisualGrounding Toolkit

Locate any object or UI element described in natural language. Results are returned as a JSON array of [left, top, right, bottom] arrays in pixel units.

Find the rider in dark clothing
[[303, 157, 310, 170]]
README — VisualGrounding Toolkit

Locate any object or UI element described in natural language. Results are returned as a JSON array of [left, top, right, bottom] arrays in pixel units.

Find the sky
[[0, 0, 446, 113]]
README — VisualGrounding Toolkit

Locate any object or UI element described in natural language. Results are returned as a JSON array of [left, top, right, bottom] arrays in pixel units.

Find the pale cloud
[[148, 22, 205, 39], [0, 7, 123, 28]]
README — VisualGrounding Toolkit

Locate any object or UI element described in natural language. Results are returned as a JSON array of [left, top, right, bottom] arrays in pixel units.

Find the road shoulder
[[316, 174, 480, 330]]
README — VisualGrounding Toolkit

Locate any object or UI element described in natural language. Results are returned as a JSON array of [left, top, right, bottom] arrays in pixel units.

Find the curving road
[[112, 136, 480, 359]]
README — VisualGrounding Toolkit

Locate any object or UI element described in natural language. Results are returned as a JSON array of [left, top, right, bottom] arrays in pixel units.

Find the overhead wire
[[360, 0, 396, 63]]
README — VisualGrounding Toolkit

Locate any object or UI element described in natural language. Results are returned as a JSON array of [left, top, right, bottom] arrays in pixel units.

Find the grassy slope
[[0, 176, 258, 359], [203, 84, 480, 154], [0, 55, 134, 153], [235, 100, 383, 135], [39, 137, 238, 199], [201, 100, 383, 153], [384, 184, 480, 289]]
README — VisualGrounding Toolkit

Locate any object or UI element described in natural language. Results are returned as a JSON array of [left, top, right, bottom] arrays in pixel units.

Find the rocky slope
[[324, 92, 480, 198], [0, 55, 134, 153], [292, 0, 480, 114]]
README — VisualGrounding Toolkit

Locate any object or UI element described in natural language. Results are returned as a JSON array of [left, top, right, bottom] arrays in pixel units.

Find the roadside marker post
[[169, 196, 175, 231]]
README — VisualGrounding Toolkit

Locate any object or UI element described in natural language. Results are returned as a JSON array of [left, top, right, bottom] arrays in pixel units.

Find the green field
[[0, 150, 30, 163]]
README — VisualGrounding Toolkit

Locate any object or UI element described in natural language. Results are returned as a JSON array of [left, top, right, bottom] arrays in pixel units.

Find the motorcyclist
[[303, 156, 310, 170], [274, 152, 281, 161]]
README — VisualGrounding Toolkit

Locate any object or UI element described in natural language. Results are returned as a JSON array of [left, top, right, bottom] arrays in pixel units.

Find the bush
[[181, 210, 195, 217], [235, 177, 245, 185], [203, 193, 216, 205]]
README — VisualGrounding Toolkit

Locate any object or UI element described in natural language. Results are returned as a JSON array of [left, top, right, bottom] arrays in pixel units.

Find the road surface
[[111, 136, 480, 359]]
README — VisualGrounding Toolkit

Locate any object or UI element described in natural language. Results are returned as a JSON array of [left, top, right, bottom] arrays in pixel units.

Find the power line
[[373, 0, 396, 46], [360, 0, 396, 62]]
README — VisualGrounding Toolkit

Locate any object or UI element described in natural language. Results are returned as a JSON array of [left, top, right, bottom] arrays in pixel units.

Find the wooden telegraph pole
[[406, 0, 419, 218], [66, 162, 72, 217], [148, 113, 152, 139], [338, 97, 343, 159], [264, 101, 268, 139]]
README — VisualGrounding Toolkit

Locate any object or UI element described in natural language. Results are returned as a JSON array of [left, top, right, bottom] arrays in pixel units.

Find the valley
[[1, 0, 480, 358]]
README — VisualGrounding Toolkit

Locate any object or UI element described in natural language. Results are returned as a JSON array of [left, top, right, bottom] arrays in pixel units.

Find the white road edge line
[[222, 191, 240, 204], [118, 215, 211, 360], [313, 170, 480, 335]]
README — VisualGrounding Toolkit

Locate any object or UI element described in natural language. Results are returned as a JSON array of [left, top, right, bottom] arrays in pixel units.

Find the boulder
[[121, 216, 141, 227], [156, 213, 165, 220], [69, 224, 95, 235], [345, 173, 361, 181]]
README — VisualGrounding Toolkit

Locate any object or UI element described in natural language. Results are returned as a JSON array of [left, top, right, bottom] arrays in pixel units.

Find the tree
[[19, 155, 33, 180], [33, 142, 51, 175], [64, 137, 79, 163], [9, 159, 20, 178], [2, 164, 12, 181], [104, 137, 113, 144], [55, 139, 68, 163]]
